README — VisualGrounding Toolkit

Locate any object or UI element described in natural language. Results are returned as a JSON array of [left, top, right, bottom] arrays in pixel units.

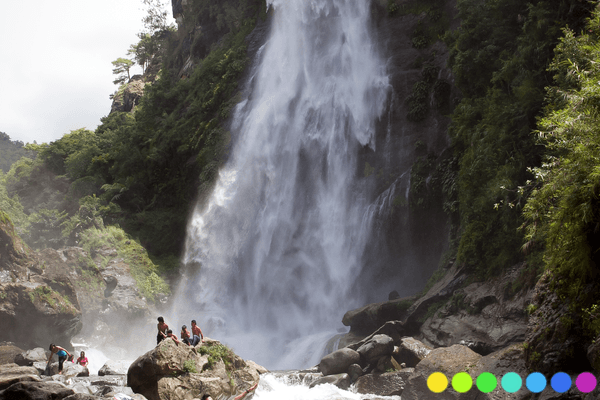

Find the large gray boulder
[[355, 369, 413, 396], [98, 360, 132, 376], [309, 373, 352, 390], [0, 381, 74, 400], [356, 334, 394, 364], [395, 337, 432, 367], [0, 363, 41, 391], [14, 348, 48, 366], [318, 347, 360, 376], [127, 338, 260, 400], [400, 344, 481, 400], [0, 343, 24, 365]]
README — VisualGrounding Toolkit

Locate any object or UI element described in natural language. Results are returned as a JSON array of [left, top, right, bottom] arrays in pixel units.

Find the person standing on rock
[[47, 344, 72, 375], [157, 316, 169, 345], [191, 319, 204, 343]]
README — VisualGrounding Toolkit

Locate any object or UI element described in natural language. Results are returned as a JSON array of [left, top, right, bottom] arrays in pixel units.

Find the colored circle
[[526, 372, 547, 393], [476, 372, 497, 393], [501, 372, 522, 393], [452, 372, 473, 393], [550, 372, 571, 393], [576, 372, 597, 393], [427, 372, 448, 393]]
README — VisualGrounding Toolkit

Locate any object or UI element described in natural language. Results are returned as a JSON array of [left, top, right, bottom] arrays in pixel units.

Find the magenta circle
[[576, 372, 597, 393]]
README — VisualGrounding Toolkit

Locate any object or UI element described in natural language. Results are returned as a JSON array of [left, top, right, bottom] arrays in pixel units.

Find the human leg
[[58, 356, 66, 373]]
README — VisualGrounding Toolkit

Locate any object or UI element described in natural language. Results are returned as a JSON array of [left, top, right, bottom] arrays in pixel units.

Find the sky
[[0, 0, 174, 145]]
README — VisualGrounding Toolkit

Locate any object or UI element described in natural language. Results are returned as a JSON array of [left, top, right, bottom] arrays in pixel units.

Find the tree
[[128, 34, 158, 74], [141, 0, 171, 34], [111, 57, 134, 85]]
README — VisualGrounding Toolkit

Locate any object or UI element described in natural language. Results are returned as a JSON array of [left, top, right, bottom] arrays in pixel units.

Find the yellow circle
[[428, 372, 449, 393]]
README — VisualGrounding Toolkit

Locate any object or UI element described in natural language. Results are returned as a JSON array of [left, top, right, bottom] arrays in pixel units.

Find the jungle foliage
[[445, 0, 594, 277], [0, 0, 266, 259], [521, 10, 600, 331]]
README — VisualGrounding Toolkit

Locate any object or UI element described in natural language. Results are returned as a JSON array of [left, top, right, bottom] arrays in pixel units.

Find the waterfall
[[176, 0, 388, 369]]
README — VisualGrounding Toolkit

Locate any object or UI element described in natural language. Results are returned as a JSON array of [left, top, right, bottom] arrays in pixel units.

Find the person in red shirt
[[157, 316, 169, 345], [76, 351, 89, 367], [191, 320, 204, 344]]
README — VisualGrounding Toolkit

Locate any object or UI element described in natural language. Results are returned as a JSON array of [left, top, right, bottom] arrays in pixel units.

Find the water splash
[[176, 0, 388, 369]]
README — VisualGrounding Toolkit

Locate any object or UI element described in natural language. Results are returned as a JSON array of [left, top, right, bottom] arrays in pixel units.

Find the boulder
[[127, 338, 260, 400], [356, 334, 394, 364], [63, 394, 101, 400], [400, 344, 481, 400], [308, 373, 351, 390], [98, 360, 132, 376], [355, 370, 413, 396], [61, 363, 89, 378], [0, 381, 74, 400], [395, 337, 432, 367], [15, 348, 49, 366], [63, 395, 103, 400], [0, 343, 24, 365], [0, 363, 41, 390], [318, 347, 360, 376], [347, 363, 363, 382]]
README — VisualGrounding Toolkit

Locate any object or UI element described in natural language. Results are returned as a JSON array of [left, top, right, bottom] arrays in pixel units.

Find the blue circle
[[501, 372, 522, 393], [551, 372, 571, 393], [526, 372, 547, 393]]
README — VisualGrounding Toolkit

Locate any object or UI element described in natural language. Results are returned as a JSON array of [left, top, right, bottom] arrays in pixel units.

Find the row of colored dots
[[427, 372, 598, 393]]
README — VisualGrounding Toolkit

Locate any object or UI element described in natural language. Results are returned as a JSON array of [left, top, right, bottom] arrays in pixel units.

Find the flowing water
[[175, 0, 389, 370]]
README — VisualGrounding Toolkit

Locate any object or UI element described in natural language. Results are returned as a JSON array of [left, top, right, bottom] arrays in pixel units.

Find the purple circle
[[575, 372, 597, 393]]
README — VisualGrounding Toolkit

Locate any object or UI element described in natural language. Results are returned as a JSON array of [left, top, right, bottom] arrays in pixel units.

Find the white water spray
[[176, 0, 388, 369]]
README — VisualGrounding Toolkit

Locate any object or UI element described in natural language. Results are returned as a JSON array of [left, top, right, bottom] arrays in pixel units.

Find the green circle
[[452, 372, 473, 393], [476, 372, 498, 393]]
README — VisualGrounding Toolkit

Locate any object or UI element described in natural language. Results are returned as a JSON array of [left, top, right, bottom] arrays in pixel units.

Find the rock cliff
[[0, 212, 81, 350]]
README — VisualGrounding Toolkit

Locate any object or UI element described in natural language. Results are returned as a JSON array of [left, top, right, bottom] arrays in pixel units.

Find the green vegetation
[[444, 0, 593, 278], [198, 342, 236, 371], [78, 225, 169, 302], [111, 58, 134, 85], [183, 359, 198, 373], [0, 132, 35, 173], [519, 11, 600, 337], [28, 285, 78, 315]]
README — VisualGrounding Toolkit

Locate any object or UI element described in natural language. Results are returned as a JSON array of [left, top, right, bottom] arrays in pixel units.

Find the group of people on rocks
[[157, 316, 204, 347], [46, 344, 89, 375]]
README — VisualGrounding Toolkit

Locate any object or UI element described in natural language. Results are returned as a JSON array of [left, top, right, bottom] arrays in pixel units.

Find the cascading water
[[175, 0, 389, 370]]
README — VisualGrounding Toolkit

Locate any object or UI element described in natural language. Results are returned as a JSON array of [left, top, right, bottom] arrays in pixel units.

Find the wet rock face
[[343, 263, 533, 355]]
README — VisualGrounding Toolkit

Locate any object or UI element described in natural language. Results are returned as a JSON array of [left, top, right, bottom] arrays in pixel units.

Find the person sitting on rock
[[76, 351, 88, 367], [47, 343, 72, 375], [181, 325, 192, 345], [157, 316, 169, 345], [166, 329, 180, 344], [182, 324, 201, 347], [191, 319, 204, 343]]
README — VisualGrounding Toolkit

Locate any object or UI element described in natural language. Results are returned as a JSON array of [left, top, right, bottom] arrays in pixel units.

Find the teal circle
[[501, 372, 523, 393], [526, 372, 547, 393]]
